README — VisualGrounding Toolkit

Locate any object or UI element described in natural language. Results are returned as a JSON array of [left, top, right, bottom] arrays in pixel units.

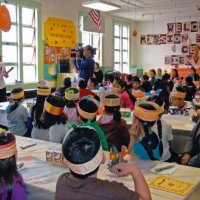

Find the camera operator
[[74, 45, 95, 82]]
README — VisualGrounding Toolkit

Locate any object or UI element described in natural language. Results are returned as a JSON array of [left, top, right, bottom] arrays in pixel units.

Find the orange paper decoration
[[132, 30, 137, 37], [0, 5, 11, 32]]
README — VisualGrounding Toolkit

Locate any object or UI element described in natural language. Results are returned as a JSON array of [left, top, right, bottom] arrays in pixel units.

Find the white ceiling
[[87, 0, 200, 21]]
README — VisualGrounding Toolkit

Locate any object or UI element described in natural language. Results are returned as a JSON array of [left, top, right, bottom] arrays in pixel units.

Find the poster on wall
[[147, 35, 154, 45], [154, 34, 160, 45], [174, 34, 181, 44], [182, 33, 189, 44], [181, 45, 189, 54], [183, 22, 191, 32], [44, 17, 77, 48], [196, 33, 200, 43], [140, 35, 147, 44], [160, 34, 166, 44], [165, 56, 171, 65], [167, 23, 174, 33], [175, 22, 182, 33], [191, 21, 198, 32], [166, 33, 174, 44], [44, 64, 58, 80]]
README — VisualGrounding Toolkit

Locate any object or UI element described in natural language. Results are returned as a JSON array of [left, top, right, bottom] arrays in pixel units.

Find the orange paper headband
[[37, 87, 51, 96], [0, 140, 17, 159], [44, 101, 64, 116], [171, 90, 186, 99], [104, 97, 120, 107], [77, 105, 97, 120], [134, 101, 159, 122], [11, 91, 24, 100], [65, 91, 79, 101], [66, 145, 103, 175]]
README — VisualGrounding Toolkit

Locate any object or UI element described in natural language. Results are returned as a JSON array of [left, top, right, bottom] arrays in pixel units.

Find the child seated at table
[[125, 74, 133, 92], [56, 127, 151, 200], [181, 96, 200, 168], [141, 75, 152, 93], [31, 84, 51, 141], [98, 94, 130, 151], [128, 101, 163, 161], [169, 86, 192, 116], [64, 88, 79, 123], [148, 96, 180, 163], [115, 79, 136, 110], [88, 77, 99, 90], [78, 79, 96, 99], [6, 88, 31, 137], [76, 96, 109, 151], [42, 95, 69, 143], [0, 132, 26, 200], [56, 77, 71, 97]]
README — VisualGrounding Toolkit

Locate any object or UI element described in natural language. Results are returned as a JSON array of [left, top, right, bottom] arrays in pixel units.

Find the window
[[79, 15, 103, 66], [0, 2, 40, 84], [113, 23, 130, 73]]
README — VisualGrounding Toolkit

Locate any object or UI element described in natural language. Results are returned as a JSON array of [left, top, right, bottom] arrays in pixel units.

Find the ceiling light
[[82, 0, 121, 12]]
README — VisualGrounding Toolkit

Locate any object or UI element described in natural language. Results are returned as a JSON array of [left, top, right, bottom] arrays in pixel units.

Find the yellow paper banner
[[44, 17, 77, 48]]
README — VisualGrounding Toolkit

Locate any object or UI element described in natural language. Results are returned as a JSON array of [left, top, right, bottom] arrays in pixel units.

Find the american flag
[[89, 9, 101, 31]]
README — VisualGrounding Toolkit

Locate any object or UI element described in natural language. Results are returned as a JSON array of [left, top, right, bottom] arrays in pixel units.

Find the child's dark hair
[[65, 88, 79, 108], [104, 94, 121, 121], [116, 79, 136, 104], [132, 76, 141, 84], [126, 74, 132, 82], [8, 88, 24, 114], [42, 95, 66, 127], [150, 69, 156, 76], [95, 62, 100, 69], [185, 76, 196, 87], [77, 99, 98, 123], [64, 77, 71, 88], [176, 86, 186, 93], [78, 79, 87, 89], [162, 73, 170, 81], [0, 133, 18, 199], [62, 127, 101, 179], [89, 77, 98, 87], [172, 68, 179, 78], [31, 94, 50, 129], [85, 45, 95, 56], [142, 75, 149, 81], [104, 73, 114, 83], [190, 67, 196, 73]]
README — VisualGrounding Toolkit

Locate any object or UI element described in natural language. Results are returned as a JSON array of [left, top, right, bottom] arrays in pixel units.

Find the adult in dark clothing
[[141, 75, 152, 92], [56, 77, 71, 97], [149, 69, 156, 87], [74, 45, 95, 81], [125, 74, 133, 92], [184, 76, 196, 102], [94, 62, 103, 85], [189, 67, 199, 81]]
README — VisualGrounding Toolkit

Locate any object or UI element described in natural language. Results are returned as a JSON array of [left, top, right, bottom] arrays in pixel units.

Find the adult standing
[[0, 55, 8, 102], [74, 45, 95, 82]]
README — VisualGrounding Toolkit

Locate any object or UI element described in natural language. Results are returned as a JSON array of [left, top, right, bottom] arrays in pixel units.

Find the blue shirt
[[74, 57, 95, 81]]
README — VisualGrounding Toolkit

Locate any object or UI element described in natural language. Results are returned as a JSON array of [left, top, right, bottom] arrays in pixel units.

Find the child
[[125, 74, 133, 92], [94, 62, 103, 85], [42, 95, 69, 143], [184, 76, 196, 102], [6, 88, 31, 137], [56, 77, 71, 97], [149, 69, 156, 87], [56, 127, 151, 200], [88, 77, 99, 90], [98, 94, 130, 151], [77, 96, 109, 151], [64, 88, 79, 123], [141, 75, 152, 93], [78, 79, 96, 99], [128, 101, 163, 161], [181, 96, 200, 167], [31, 85, 51, 141], [0, 132, 26, 200], [169, 86, 192, 116], [115, 79, 136, 110]]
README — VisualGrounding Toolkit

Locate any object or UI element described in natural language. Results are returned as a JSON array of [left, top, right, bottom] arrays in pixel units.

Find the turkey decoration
[[132, 30, 138, 37], [0, 5, 11, 32]]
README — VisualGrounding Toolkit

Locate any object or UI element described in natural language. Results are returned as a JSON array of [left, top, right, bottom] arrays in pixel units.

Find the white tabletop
[[16, 136, 200, 200]]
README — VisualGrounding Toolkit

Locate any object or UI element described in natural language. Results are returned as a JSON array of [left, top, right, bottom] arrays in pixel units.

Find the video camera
[[71, 43, 96, 59]]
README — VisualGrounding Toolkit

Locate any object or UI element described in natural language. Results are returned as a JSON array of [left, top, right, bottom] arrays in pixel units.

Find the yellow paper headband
[[44, 101, 64, 116], [134, 101, 159, 122], [77, 105, 97, 120], [37, 87, 51, 96], [11, 91, 24, 100], [65, 90, 79, 101], [104, 97, 120, 107], [0, 140, 17, 159], [66, 145, 103, 175], [171, 90, 186, 99]]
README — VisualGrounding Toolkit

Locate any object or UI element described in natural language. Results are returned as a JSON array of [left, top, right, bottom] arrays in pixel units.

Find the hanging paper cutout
[[0, 5, 11, 32]]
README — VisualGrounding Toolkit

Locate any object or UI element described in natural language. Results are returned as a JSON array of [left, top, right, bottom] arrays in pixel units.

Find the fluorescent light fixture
[[82, 0, 121, 12]]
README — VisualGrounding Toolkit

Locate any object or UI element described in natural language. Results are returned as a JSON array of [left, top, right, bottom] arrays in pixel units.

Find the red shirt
[[79, 88, 96, 99]]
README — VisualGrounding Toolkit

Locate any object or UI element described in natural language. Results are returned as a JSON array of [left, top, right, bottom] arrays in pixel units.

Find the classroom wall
[[136, 19, 197, 73], [35, 0, 136, 71]]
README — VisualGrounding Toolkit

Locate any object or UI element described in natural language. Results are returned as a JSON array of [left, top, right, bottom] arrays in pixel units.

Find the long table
[[16, 136, 200, 200]]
